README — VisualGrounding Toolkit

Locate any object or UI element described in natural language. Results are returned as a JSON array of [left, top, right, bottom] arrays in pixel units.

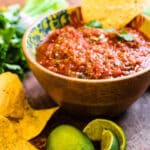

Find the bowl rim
[[22, 6, 150, 83]]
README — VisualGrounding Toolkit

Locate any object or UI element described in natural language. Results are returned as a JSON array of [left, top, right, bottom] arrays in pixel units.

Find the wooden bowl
[[23, 6, 150, 117]]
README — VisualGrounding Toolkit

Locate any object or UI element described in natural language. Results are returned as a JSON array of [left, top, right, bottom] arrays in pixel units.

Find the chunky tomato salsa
[[36, 25, 150, 79]]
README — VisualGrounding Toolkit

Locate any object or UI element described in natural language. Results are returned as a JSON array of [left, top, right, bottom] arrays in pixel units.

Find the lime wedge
[[101, 129, 119, 150], [83, 119, 126, 150]]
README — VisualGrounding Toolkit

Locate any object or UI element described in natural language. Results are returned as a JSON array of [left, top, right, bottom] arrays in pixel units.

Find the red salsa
[[36, 25, 150, 79]]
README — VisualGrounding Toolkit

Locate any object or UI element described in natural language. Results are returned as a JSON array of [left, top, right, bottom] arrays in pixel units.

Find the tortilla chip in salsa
[[81, 0, 149, 28]]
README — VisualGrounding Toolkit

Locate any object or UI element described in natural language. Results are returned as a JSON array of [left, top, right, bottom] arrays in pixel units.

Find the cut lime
[[47, 124, 95, 150], [101, 129, 119, 150], [83, 119, 126, 150]]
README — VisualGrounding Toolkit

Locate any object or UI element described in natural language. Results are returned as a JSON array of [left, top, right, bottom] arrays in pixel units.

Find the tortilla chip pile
[[81, 0, 150, 28], [0, 72, 59, 150]]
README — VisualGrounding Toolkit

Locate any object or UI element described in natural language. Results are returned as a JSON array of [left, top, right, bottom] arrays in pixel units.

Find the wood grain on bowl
[[23, 4, 150, 118]]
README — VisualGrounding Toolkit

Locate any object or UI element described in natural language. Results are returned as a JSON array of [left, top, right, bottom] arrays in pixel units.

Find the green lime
[[83, 119, 126, 150], [46, 124, 95, 150], [101, 129, 119, 150]]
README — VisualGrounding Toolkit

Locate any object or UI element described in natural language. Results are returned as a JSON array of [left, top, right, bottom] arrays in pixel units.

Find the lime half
[[47, 124, 95, 150], [101, 129, 119, 150], [83, 119, 126, 150]]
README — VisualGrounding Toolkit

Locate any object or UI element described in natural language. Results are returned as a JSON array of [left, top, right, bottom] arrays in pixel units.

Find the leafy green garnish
[[117, 29, 135, 41], [21, 0, 69, 18], [104, 28, 116, 33], [85, 20, 103, 28], [86, 20, 135, 42], [142, 8, 150, 17], [104, 28, 135, 41], [0, 0, 69, 79], [0, 5, 28, 79]]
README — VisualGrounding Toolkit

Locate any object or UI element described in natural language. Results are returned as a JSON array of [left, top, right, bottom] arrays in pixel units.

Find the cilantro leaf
[[142, 8, 150, 17], [104, 28, 116, 33], [117, 30, 135, 41], [0, 5, 28, 79], [86, 20, 103, 28], [104, 28, 135, 41]]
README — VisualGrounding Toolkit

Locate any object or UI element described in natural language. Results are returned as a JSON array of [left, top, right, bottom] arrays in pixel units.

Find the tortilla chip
[[139, 16, 150, 38], [0, 72, 25, 119], [19, 101, 59, 140], [0, 115, 37, 150], [0, 72, 59, 145], [130, 14, 150, 39], [18, 140, 38, 150], [81, 0, 149, 28]]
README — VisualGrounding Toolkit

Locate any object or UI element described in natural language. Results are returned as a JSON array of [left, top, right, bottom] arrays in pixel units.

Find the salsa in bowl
[[23, 6, 150, 117], [36, 24, 150, 80]]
